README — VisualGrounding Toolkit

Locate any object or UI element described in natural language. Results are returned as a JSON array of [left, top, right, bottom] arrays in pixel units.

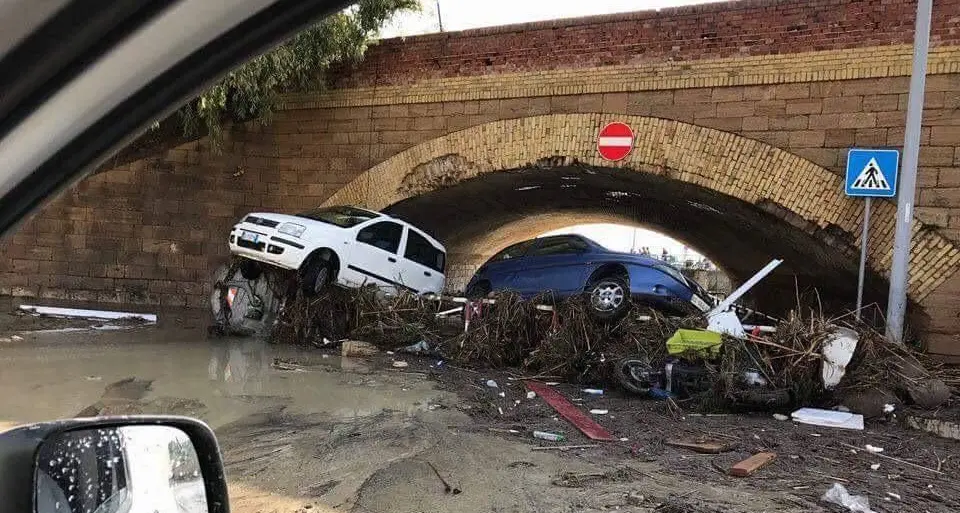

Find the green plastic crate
[[666, 329, 723, 357]]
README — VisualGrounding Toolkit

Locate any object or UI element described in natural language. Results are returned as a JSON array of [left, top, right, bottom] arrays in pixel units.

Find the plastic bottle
[[533, 431, 565, 442]]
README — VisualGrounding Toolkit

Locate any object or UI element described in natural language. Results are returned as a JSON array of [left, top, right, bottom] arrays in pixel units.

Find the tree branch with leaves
[[106, 0, 418, 166]]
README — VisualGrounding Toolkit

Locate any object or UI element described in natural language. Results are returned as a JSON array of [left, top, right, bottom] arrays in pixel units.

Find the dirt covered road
[[0, 313, 806, 513]]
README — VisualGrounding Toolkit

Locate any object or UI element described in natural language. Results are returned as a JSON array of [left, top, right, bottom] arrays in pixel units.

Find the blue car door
[[479, 239, 537, 291], [512, 236, 592, 296]]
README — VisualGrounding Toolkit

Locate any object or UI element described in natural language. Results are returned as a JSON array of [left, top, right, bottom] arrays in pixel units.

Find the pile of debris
[[210, 257, 951, 416]]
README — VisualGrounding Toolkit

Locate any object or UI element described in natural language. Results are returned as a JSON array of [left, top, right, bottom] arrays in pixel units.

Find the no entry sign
[[597, 122, 634, 161]]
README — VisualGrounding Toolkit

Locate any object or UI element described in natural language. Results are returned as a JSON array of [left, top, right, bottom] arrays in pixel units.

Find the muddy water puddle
[[0, 325, 812, 513], [0, 327, 448, 427]]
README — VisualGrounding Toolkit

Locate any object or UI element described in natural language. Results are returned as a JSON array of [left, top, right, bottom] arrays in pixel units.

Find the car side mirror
[[0, 416, 229, 513]]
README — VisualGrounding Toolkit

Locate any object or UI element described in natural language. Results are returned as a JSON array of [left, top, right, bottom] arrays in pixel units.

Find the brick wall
[[334, 0, 960, 88]]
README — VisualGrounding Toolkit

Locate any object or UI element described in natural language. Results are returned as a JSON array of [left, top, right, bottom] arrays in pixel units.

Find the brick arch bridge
[[323, 114, 959, 309], [2, 0, 960, 355]]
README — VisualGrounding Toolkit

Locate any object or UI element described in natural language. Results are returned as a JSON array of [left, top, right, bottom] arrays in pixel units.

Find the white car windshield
[[295, 206, 379, 228]]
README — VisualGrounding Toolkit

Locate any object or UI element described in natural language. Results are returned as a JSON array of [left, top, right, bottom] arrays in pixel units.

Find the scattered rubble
[[210, 257, 953, 420]]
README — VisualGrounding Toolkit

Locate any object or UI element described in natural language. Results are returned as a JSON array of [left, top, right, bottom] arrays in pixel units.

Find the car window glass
[[356, 221, 403, 253], [296, 206, 379, 228], [404, 230, 445, 273], [528, 236, 588, 256], [490, 240, 536, 262]]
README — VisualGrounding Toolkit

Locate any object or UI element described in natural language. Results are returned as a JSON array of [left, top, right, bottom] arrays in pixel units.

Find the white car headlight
[[277, 222, 305, 238]]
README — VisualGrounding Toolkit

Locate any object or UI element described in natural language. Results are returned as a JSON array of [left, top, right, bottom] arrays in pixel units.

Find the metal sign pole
[[886, 0, 932, 343], [856, 197, 871, 321]]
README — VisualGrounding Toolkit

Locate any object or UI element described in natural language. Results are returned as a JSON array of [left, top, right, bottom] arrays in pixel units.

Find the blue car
[[465, 234, 714, 319]]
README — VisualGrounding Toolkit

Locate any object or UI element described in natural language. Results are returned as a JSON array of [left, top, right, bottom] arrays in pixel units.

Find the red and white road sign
[[597, 122, 634, 161]]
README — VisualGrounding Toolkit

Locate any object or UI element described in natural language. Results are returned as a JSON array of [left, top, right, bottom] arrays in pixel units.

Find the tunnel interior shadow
[[384, 164, 891, 319]]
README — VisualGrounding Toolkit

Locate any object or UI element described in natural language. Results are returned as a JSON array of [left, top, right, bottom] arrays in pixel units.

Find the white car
[[229, 206, 446, 296]]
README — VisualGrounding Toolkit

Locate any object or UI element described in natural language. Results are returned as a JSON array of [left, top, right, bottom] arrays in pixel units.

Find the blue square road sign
[[845, 149, 899, 198]]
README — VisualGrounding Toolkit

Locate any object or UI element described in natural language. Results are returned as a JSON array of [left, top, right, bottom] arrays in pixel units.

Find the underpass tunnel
[[385, 164, 889, 317]]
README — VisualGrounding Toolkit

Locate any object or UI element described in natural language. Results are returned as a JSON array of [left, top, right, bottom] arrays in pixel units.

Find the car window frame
[[489, 240, 537, 263], [402, 227, 445, 273], [355, 220, 404, 254], [527, 235, 590, 257]]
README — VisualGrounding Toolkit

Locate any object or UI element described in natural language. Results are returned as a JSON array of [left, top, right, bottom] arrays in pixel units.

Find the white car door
[[398, 227, 445, 294], [345, 220, 405, 292]]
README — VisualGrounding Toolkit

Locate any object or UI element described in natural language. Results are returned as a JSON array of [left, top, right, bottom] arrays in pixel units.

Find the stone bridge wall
[[2, 0, 960, 355]]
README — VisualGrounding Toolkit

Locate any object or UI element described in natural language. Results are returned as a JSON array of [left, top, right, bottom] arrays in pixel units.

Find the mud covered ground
[[414, 357, 960, 512], [1, 305, 957, 513]]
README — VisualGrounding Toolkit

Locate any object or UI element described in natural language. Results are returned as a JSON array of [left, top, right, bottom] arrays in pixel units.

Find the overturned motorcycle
[[613, 334, 792, 409], [614, 260, 859, 409]]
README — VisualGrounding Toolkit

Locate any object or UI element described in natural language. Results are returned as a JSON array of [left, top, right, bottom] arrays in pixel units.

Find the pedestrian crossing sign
[[845, 149, 899, 198]]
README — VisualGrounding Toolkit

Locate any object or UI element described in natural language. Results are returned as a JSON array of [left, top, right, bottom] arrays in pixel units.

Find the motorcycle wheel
[[615, 358, 656, 395]]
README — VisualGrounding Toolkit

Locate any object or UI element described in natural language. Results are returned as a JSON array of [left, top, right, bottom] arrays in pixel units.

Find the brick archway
[[326, 113, 960, 301]]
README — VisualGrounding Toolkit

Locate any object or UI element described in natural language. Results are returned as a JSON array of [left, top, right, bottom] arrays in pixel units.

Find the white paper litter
[[792, 408, 864, 430]]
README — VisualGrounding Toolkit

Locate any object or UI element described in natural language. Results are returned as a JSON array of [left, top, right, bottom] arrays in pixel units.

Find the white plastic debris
[[886, 492, 901, 501], [865, 444, 884, 454], [19, 305, 157, 323], [514, 400, 521, 405], [526, 391, 536, 399], [822, 483, 875, 513], [392, 361, 409, 368], [821, 327, 859, 389], [742, 371, 768, 386], [883, 404, 896, 413], [773, 413, 789, 421], [401, 340, 432, 355], [498, 392, 506, 398], [870, 463, 881, 470], [486, 380, 499, 388], [792, 408, 864, 430], [582, 388, 603, 395], [590, 409, 609, 415]]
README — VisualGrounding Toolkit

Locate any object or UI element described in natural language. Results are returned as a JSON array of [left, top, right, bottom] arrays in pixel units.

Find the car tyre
[[238, 258, 263, 280], [301, 256, 332, 297], [465, 281, 490, 300], [587, 274, 629, 320]]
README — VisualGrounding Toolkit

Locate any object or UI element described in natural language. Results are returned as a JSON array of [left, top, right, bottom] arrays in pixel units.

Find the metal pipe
[[886, 0, 933, 343]]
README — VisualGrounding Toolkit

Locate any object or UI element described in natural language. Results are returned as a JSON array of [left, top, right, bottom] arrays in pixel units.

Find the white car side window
[[356, 221, 403, 254]]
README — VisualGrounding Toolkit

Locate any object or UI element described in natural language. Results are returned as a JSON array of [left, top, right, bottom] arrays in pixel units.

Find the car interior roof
[[0, 0, 351, 235]]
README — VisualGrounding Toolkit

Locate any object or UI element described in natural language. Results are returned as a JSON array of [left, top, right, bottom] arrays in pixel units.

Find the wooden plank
[[729, 452, 777, 477], [525, 381, 614, 441], [666, 439, 735, 454]]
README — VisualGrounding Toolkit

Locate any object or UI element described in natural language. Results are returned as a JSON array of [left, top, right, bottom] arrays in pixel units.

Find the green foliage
[[178, 0, 418, 147]]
